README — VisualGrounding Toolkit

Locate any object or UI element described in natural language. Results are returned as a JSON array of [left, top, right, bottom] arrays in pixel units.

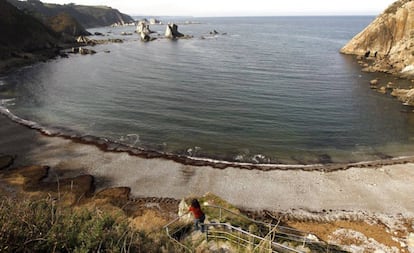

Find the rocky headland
[[7, 0, 134, 28], [0, 0, 66, 73], [341, 0, 414, 76], [341, 0, 414, 106], [0, 0, 130, 74]]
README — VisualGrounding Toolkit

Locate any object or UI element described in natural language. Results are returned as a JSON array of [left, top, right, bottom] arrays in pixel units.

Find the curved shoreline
[[2, 105, 414, 172]]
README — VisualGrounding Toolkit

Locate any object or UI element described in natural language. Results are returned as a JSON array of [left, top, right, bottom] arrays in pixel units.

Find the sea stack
[[341, 0, 414, 76], [136, 21, 154, 42], [165, 23, 184, 39]]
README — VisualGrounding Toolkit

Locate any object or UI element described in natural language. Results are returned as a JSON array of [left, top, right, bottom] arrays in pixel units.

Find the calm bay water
[[2, 16, 414, 164]]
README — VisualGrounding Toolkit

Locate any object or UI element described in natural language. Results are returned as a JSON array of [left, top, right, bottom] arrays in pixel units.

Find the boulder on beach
[[370, 79, 379, 85]]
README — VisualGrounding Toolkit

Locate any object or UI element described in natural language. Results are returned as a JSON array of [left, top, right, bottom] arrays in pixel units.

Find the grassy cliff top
[[7, 0, 134, 28]]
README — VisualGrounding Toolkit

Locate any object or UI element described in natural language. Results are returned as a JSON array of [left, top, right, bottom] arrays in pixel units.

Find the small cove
[[1, 16, 414, 165]]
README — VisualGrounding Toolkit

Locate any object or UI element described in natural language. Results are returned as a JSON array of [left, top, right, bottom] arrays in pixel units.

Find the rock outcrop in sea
[[136, 21, 155, 42], [341, 0, 414, 76], [165, 23, 185, 39]]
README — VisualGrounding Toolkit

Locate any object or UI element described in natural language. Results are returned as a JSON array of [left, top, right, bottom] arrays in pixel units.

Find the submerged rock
[[0, 155, 14, 170], [408, 233, 414, 252], [377, 86, 387, 94], [71, 47, 96, 55]]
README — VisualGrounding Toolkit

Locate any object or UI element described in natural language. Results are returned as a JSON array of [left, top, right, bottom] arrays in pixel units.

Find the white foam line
[[1, 104, 414, 169]]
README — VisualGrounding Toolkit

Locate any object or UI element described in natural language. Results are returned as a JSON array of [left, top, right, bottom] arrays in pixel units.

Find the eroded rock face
[[341, 0, 414, 75], [391, 88, 414, 105]]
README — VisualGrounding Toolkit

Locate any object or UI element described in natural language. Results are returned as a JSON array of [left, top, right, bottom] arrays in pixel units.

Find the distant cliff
[[341, 0, 414, 76], [7, 0, 134, 28]]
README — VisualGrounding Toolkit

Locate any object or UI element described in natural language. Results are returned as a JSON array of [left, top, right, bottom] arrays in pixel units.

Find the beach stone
[[391, 88, 414, 105], [178, 199, 192, 223], [79, 47, 96, 55], [370, 79, 379, 85], [377, 86, 387, 94], [13, 165, 50, 187], [408, 233, 414, 253], [0, 155, 13, 170], [318, 154, 333, 164]]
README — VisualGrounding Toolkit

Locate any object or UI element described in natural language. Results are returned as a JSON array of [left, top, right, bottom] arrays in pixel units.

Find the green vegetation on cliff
[[7, 0, 134, 28]]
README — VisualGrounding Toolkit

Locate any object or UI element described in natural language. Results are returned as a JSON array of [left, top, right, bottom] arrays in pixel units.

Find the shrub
[[0, 197, 178, 252]]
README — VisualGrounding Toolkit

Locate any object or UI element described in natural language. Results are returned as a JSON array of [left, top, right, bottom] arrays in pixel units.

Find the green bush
[[0, 197, 179, 253]]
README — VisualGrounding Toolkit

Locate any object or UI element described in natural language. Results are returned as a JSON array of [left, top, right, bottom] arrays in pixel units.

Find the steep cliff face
[[0, 0, 60, 59], [341, 0, 414, 75]]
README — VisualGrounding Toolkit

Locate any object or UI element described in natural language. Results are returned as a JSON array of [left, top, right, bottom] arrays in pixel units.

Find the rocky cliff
[[341, 0, 414, 76], [47, 12, 91, 38], [0, 0, 60, 59], [7, 0, 134, 28]]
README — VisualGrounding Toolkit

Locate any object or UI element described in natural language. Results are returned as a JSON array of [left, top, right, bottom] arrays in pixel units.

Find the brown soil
[[287, 220, 408, 251]]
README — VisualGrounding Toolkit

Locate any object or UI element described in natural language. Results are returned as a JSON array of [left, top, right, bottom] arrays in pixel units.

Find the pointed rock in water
[[377, 86, 387, 94], [165, 23, 184, 39], [408, 233, 414, 252], [136, 21, 155, 42], [341, 0, 414, 75]]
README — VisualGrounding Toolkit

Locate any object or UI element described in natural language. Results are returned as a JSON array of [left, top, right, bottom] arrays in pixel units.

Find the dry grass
[[287, 220, 402, 250], [129, 210, 169, 232]]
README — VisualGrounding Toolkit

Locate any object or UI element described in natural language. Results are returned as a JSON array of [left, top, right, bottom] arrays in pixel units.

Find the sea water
[[1, 16, 414, 164]]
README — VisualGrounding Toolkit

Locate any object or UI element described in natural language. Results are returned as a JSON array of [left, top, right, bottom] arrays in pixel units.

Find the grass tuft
[[0, 196, 179, 252]]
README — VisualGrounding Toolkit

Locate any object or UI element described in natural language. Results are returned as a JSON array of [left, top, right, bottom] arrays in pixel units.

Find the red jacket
[[189, 206, 204, 219]]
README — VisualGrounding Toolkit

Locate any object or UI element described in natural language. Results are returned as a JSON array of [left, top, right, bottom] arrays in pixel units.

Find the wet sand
[[1, 113, 414, 216]]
